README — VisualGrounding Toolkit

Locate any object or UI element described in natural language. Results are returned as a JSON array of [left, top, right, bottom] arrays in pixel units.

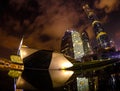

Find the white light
[[49, 70, 74, 87], [49, 52, 73, 69], [20, 49, 28, 59], [20, 47, 37, 59], [61, 61, 73, 69]]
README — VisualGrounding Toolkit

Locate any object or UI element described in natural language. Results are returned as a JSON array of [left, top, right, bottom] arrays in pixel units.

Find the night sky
[[0, 0, 120, 58]]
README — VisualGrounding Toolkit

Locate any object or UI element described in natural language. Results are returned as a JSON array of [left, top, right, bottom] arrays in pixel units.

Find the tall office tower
[[81, 30, 93, 55], [82, 4, 113, 51], [61, 30, 84, 61]]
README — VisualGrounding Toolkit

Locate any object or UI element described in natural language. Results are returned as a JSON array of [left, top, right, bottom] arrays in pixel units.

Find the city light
[[20, 45, 37, 59], [49, 52, 73, 69], [49, 70, 74, 87]]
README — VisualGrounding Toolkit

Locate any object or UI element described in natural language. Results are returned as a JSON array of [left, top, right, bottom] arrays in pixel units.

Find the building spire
[[17, 36, 24, 55]]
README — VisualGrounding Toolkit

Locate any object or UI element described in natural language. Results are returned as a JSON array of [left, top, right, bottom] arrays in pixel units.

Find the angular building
[[60, 30, 84, 61]]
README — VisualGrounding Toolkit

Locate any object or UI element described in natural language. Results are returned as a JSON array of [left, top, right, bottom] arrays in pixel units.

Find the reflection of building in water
[[76, 76, 98, 91], [89, 77, 98, 91], [77, 77, 89, 91], [63, 71, 120, 91], [98, 73, 120, 91], [61, 30, 84, 61]]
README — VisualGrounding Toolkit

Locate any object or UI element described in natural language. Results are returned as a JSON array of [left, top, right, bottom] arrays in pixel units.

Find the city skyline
[[0, 0, 120, 58]]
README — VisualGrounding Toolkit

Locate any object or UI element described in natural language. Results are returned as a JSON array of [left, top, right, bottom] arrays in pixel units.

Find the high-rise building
[[61, 30, 84, 61], [82, 4, 113, 51], [81, 30, 93, 55]]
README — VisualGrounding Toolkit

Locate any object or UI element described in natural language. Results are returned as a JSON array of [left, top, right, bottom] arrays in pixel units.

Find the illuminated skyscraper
[[61, 30, 84, 61], [82, 4, 113, 51], [81, 30, 93, 55]]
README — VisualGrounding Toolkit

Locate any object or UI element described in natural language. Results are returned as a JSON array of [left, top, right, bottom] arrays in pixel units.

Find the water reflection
[[15, 63, 120, 91], [16, 70, 74, 91]]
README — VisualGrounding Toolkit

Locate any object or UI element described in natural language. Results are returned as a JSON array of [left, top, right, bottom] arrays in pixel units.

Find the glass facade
[[61, 30, 84, 61]]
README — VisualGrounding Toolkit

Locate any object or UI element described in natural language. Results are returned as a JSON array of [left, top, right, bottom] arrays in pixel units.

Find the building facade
[[61, 30, 84, 61]]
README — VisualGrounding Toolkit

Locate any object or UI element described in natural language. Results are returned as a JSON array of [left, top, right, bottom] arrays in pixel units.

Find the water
[[0, 61, 120, 91]]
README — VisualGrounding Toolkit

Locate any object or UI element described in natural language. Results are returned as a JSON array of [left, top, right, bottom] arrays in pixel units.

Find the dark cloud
[[94, 0, 120, 13], [0, 0, 120, 57], [39, 34, 53, 42]]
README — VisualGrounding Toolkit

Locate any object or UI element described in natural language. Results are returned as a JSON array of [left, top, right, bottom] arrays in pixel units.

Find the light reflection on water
[[15, 62, 120, 91], [0, 62, 119, 91]]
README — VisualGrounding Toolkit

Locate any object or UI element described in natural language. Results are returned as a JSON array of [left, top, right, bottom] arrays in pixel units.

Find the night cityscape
[[0, 0, 120, 91]]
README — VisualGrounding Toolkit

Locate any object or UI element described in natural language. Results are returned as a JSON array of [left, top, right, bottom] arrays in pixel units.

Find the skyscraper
[[82, 4, 113, 51], [61, 30, 84, 61], [81, 30, 93, 55]]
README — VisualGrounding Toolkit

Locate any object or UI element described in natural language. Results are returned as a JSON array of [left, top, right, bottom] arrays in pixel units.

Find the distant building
[[81, 30, 93, 55], [60, 30, 84, 61], [83, 4, 114, 51]]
